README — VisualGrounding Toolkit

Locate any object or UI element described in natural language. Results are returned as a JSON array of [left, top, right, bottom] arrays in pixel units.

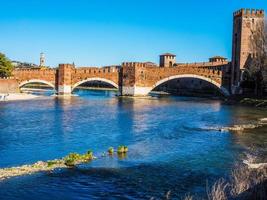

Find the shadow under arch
[[72, 77, 119, 92], [19, 79, 56, 90], [151, 74, 230, 96]]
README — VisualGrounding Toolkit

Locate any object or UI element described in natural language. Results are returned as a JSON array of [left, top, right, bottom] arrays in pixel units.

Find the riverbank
[[225, 96, 267, 108], [239, 98, 267, 107], [0, 93, 40, 101], [182, 165, 267, 200]]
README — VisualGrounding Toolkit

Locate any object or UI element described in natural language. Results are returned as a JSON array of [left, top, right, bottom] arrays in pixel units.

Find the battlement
[[59, 64, 75, 69], [122, 62, 148, 68], [14, 68, 56, 72], [234, 8, 264, 18], [0, 77, 15, 80], [74, 66, 119, 74]]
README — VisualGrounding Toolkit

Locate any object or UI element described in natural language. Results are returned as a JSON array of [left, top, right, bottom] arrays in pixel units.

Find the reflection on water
[[0, 89, 266, 199]]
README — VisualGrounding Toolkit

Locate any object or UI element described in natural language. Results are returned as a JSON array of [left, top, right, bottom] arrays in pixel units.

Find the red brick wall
[[122, 62, 226, 89], [58, 64, 73, 87], [71, 66, 119, 87], [0, 78, 19, 93], [12, 68, 57, 87]]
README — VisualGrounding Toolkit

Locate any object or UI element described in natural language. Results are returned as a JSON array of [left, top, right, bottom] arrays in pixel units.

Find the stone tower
[[159, 53, 176, 67], [231, 9, 265, 88], [40, 53, 45, 67]]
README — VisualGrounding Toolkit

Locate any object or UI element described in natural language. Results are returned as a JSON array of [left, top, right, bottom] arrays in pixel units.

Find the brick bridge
[[12, 57, 231, 96], [4, 8, 266, 96]]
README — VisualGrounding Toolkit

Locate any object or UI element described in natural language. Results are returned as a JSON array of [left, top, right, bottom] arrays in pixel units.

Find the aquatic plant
[[83, 150, 93, 160], [108, 147, 114, 155], [124, 146, 128, 153], [0, 147, 128, 180], [63, 151, 94, 166], [47, 160, 60, 168], [117, 145, 128, 154], [64, 158, 76, 167]]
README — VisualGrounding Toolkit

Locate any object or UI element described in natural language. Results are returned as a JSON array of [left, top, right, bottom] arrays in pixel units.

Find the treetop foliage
[[0, 53, 13, 77]]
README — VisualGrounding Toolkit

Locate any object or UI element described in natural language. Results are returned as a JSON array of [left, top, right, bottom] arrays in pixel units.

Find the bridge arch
[[151, 74, 230, 96], [19, 79, 55, 89], [72, 77, 119, 91]]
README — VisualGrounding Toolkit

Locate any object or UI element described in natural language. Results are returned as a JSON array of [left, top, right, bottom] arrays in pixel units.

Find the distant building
[[11, 61, 38, 69], [159, 53, 176, 68], [209, 56, 227, 63], [144, 62, 158, 67], [40, 53, 45, 67]]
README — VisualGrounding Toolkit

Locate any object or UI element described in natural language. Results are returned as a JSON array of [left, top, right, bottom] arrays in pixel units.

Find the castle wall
[[0, 78, 19, 93], [71, 66, 119, 89], [232, 9, 265, 86], [12, 68, 57, 87]]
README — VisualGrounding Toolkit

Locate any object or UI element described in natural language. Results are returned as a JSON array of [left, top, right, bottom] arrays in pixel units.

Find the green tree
[[0, 53, 13, 77]]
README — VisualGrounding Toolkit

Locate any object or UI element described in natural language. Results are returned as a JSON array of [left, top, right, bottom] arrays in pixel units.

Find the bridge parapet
[[176, 61, 229, 68], [71, 66, 120, 90], [12, 68, 57, 89]]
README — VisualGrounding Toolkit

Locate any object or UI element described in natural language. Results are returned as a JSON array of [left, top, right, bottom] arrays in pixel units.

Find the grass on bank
[[179, 166, 267, 200]]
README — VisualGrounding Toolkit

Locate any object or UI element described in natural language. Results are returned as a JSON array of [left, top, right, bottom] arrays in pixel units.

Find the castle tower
[[231, 9, 265, 87], [40, 53, 45, 67], [159, 53, 176, 67]]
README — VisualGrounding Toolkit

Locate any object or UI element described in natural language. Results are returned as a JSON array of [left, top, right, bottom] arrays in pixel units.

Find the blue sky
[[0, 0, 266, 67]]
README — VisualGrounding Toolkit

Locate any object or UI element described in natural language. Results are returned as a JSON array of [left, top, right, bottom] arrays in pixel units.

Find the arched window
[[169, 61, 173, 67]]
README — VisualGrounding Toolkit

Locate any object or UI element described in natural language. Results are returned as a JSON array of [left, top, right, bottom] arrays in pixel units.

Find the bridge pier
[[119, 62, 153, 96], [57, 64, 73, 96], [120, 86, 152, 96]]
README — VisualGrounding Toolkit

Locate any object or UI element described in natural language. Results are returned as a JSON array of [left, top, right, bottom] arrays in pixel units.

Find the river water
[[0, 89, 266, 199]]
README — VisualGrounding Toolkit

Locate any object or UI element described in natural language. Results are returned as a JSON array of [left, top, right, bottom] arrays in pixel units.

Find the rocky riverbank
[[204, 118, 267, 133], [0, 146, 128, 181], [225, 97, 267, 108]]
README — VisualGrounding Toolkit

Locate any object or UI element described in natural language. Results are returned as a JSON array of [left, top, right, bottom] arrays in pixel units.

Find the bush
[[64, 153, 80, 166], [83, 150, 93, 160], [108, 147, 114, 155], [47, 160, 59, 167], [117, 145, 128, 154], [64, 158, 76, 167]]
